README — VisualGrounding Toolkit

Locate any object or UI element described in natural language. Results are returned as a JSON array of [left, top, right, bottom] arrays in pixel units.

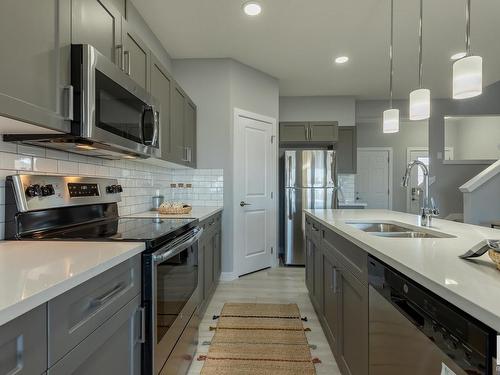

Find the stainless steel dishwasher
[[368, 256, 497, 375]]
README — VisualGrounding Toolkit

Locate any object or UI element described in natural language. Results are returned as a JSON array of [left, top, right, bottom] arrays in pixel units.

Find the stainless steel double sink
[[346, 222, 455, 239]]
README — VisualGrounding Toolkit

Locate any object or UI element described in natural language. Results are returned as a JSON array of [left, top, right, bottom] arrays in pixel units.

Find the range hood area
[[3, 133, 146, 160]]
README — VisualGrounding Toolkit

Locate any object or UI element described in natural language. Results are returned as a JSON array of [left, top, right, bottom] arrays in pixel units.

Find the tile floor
[[187, 267, 341, 375]]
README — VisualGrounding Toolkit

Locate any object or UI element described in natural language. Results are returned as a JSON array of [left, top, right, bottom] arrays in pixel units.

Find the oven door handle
[[152, 227, 203, 264]]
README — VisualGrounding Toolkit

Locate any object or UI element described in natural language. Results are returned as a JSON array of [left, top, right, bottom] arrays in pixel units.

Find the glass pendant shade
[[383, 108, 400, 133], [409, 88, 430, 120], [452, 55, 482, 99]]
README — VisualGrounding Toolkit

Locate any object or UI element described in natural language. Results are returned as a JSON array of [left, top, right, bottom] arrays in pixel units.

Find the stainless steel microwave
[[4, 44, 161, 159]]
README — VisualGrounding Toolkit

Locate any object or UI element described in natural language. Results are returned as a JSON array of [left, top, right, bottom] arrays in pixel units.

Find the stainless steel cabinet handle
[[124, 50, 131, 75], [288, 156, 293, 187], [332, 267, 338, 293], [90, 283, 125, 307], [308, 126, 312, 140], [116, 44, 124, 70], [305, 126, 309, 140], [240, 201, 251, 207], [138, 307, 146, 343]]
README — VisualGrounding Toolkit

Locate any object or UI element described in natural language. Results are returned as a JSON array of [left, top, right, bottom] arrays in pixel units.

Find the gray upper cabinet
[[184, 99, 197, 168], [337, 127, 357, 174], [72, 0, 123, 66], [309, 122, 338, 142], [150, 55, 173, 161], [280, 122, 338, 143], [47, 295, 142, 375], [280, 122, 309, 142], [170, 83, 197, 167], [0, 304, 47, 375], [122, 19, 150, 91], [0, 0, 72, 132]]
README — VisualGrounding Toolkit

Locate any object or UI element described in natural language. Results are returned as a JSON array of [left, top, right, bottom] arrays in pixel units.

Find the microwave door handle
[[153, 227, 204, 264], [152, 106, 159, 146]]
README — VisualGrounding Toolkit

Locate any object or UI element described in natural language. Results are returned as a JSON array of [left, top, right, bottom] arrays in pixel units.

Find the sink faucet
[[402, 160, 439, 226]]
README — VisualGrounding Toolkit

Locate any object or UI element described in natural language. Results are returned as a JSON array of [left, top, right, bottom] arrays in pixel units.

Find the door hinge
[[271, 192, 274, 199], [270, 247, 274, 254], [271, 135, 275, 144]]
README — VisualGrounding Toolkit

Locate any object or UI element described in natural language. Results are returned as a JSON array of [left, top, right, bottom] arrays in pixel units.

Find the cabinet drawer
[[48, 295, 141, 375], [48, 255, 141, 366], [0, 304, 47, 375], [310, 219, 323, 245], [323, 229, 367, 283], [199, 213, 221, 235]]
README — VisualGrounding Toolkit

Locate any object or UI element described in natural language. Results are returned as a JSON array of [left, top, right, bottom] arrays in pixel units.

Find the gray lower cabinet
[[0, 0, 72, 132], [0, 304, 47, 375], [337, 127, 357, 174], [47, 295, 142, 375], [150, 55, 173, 161], [72, 0, 123, 66], [47, 255, 141, 366], [122, 19, 150, 91], [198, 213, 222, 314], [305, 215, 368, 375]]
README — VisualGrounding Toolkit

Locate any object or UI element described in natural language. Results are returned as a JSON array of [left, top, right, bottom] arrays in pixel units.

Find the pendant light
[[409, 0, 430, 120], [452, 0, 482, 99], [383, 0, 399, 133]]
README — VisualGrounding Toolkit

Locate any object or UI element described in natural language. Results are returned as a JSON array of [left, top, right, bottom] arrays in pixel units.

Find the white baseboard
[[220, 272, 237, 281]]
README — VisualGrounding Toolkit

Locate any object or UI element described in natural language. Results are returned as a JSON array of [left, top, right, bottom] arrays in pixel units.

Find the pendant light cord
[[465, 0, 471, 55], [389, 0, 394, 108], [418, 0, 423, 88]]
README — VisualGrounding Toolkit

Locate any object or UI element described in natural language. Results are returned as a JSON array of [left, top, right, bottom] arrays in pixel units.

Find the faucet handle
[[430, 197, 440, 216]]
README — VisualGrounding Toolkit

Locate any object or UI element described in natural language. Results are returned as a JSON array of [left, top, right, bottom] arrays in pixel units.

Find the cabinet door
[[309, 122, 338, 142], [279, 122, 309, 142], [305, 236, 314, 295], [338, 268, 369, 375], [184, 98, 197, 168], [72, 0, 122, 66], [122, 19, 150, 91], [171, 84, 186, 164], [0, 0, 71, 132], [214, 225, 222, 282], [203, 236, 215, 299], [47, 295, 142, 375], [313, 242, 324, 311], [337, 127, 357, 174], [322, 255, 340, 355], [0, 304, 47, 375], [150, 55, 173, 161]]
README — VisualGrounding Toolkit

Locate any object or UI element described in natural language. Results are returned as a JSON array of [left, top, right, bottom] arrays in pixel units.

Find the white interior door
[[355, 149, 390, 209], [233, 109, 276, 277]]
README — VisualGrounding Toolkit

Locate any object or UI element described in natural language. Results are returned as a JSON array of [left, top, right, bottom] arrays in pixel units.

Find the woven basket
[[158, 203, 192, 215], [488, 250, 500, 271]]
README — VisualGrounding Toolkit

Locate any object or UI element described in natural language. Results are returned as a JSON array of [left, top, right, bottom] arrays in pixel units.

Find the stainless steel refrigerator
[[284, 149, 338, 265]]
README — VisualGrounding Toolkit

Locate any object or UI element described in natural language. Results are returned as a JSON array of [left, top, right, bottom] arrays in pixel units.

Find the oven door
[[72, 44, 160, 158], [151, 227, 203, 374]]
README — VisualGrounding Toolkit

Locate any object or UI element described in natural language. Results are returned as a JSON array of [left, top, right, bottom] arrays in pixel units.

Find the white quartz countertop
[[339, 201, 367, 207], [0, 241, 145, 327], [304, 209, 500, 331], [127, 206, 223, 222]]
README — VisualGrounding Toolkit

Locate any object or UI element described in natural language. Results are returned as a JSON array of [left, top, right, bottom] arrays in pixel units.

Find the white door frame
[[232, 108, 278, 277], [356, 147, 393, 210]]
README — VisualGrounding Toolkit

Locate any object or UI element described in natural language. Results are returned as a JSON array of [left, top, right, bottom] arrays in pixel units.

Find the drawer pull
[[90, 283, 126, 308]]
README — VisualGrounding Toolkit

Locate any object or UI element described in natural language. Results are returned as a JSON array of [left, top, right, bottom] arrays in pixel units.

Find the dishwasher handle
[[390, 293, 425, 328]]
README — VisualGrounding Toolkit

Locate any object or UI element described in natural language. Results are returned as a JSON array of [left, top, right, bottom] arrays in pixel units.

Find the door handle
[[240, 201, 251, 207]]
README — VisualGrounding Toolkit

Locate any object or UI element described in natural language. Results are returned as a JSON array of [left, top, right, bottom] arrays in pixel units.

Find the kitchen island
[[304, 208, 500, 375]]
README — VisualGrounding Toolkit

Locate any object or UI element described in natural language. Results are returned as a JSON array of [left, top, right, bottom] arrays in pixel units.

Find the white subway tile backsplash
[[168, 169, 223, 207], [33, 158, 58, 173]]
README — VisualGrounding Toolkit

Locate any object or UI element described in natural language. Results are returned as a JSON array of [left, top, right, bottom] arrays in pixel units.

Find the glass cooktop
[[28, 217, 197, 249]]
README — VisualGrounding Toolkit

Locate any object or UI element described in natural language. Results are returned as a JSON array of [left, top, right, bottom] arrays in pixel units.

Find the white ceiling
[[131, 0, 500, 99]]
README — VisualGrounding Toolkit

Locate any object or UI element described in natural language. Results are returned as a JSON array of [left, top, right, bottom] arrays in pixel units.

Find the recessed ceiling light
[[450, 52, 466, 61], [334, 56, 349, 64], [243, 2, 262, 16]]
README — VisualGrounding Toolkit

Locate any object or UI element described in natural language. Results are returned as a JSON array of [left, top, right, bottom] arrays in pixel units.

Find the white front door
[[233, 109, 276, 277], [356, 149, 391, 209]]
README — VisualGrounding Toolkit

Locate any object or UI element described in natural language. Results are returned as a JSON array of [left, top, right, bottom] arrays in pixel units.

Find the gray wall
[[357, 120, 428, 212], [279, 96, 355, 126], [172, 58, 279, 275]]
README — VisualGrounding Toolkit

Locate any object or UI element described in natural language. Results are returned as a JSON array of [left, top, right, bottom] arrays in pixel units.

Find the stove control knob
[[26, 184, 42, 197], [41, 184, 55, 197], [116, 185, 123, 193], [106, 185, 116, 194]]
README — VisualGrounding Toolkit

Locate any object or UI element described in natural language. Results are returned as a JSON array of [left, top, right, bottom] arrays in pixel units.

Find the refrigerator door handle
[[288, 155, 293, 187], [288, 189, 293, 220]]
